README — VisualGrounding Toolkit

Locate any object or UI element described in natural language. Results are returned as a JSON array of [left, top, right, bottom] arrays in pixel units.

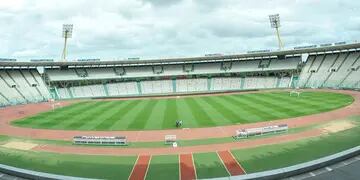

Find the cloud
[[0, 0, 359, 60], [141, 0, 181, 7]]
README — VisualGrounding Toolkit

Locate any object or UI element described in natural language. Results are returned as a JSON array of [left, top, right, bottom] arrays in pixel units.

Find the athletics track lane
[[180, 154, 196, 180], [129, 155, 151, 180], [217, 150, 246, 175]]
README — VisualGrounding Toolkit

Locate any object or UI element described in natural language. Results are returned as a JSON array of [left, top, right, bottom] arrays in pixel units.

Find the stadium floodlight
[[61, 24, 73, 61], [269, 14, 284, 50]]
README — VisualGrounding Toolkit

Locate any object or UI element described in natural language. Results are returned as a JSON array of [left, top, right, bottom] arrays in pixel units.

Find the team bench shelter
[[73, 136, 128, 146], [234, 124, 288, 139]]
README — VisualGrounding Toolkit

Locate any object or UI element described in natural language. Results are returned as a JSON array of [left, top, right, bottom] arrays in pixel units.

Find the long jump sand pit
[[2, 142, 38, 150], [322, 120, 356, 133]]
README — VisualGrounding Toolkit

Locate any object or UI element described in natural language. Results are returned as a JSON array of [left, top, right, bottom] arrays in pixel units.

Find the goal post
[[49, 99, 62, 111], [289, 90, 301, 97]]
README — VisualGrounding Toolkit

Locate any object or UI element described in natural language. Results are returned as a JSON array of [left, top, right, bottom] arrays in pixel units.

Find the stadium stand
[[57, 87, 72, 99], [299, 51, 360, 88], [0, 43, 359, 103], [106, 82, 139, 96], [211, 77, 242, 91], [141, 80, 173, 94], [243, 76, 278, 89], [0, 69, 49, 106]]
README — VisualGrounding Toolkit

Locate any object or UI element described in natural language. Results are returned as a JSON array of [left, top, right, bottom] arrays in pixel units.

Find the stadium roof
[[1, 42, 360, 68]]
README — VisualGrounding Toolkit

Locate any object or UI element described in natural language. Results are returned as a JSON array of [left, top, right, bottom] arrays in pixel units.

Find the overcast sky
[[0, 0, 359, 60]]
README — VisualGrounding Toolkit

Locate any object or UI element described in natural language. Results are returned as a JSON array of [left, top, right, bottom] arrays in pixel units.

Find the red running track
[[218, 150, 246, 176], [129, 155, 151, 180], [180, 154, 196, 180]]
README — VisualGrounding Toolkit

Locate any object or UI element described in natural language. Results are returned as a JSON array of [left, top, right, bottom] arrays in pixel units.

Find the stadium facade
[[0, 42, 359, 107]]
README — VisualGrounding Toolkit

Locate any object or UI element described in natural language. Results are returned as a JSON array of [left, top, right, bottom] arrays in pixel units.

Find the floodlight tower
[[269, 14, 284, 50], [61, 24, 73, 61]]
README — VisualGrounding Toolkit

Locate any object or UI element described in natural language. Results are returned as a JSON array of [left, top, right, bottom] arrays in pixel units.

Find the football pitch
[[13, 91, 354, 131]]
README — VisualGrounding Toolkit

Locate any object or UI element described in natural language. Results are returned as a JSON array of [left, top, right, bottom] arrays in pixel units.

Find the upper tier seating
[[0, 69, 49, 106], [298, 51, 360, 88], [46, 57, 301, 81]]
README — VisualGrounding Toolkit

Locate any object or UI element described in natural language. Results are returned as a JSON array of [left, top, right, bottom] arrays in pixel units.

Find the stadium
[[1, 1, 360, 180]]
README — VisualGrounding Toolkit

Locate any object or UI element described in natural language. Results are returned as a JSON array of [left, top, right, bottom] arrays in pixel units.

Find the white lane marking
[[326, 167, 332, 171], [309, 172, 316, 177]]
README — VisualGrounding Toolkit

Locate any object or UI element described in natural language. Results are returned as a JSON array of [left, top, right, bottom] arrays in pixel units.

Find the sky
[[0, 0, 359, 61]]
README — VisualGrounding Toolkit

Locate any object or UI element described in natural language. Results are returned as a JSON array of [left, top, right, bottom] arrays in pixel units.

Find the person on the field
[[176, 120, 182, 128]]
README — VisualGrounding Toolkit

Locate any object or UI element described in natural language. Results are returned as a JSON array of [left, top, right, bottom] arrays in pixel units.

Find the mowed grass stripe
[[83, 101, 130, 130], [232, 94, 281, 120], [126, 100, 158, 130], [93, 100, 141, 130], [193, 152, 229, 179], [221, 95, 274, 122], [262, 92, 338, 113], [201, 96, 248, 124], [108, 100, 151, 130], [184, 98, 217, 127], [246, 94, 305, 117], [161, 99, 179, 129], [255, 93, 312, 115], [66, 101, 121, 130], [145, 155, 179, 180], [267, 92, 348, 113], [16, 101, 91, 126], [144, 100, 167, 130], [261, 92, 348, 111], [176, 98, 199, 128], [213, 96, 257, 123], [195, 97, 233, 125], [271, 92, 353, 112], [109, 100, 149, 130], [13, 101, 89, 126], [273, 91, 351, 103], [38, 102, 102, 128], [51, 101, 114, 129]]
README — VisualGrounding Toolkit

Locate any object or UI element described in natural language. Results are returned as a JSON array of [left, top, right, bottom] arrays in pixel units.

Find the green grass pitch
[[13, 91, 354, 131]]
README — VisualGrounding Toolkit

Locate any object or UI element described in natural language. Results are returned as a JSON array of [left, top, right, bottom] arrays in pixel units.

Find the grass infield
[[12, 91, 354, 131], [146, 155, 179, 180], [193, 152, 230, 178]]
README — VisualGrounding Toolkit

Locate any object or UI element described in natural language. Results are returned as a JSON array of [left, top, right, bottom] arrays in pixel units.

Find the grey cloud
[[0, 0, 359, 60], [141, 0, 181, 7]]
